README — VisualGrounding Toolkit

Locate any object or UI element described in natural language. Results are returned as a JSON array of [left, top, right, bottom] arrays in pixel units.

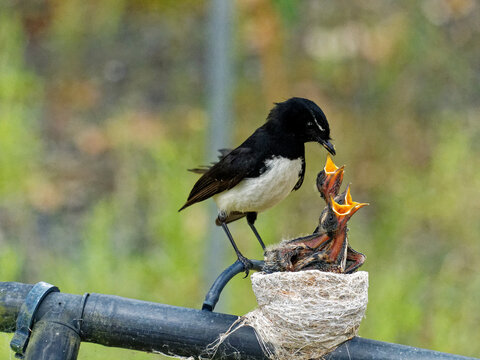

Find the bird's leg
[[218, 211, 252, 276], [246, 212, 266, 251], [344, 246, 366, 274]]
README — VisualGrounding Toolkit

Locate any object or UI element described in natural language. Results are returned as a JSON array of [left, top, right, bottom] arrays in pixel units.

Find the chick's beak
[[320, 139, 336, 156], [324, 166, 344, 200], [330, 196, 369, 226], [324, 154, 338, 173], [317, 155, 344, 200]]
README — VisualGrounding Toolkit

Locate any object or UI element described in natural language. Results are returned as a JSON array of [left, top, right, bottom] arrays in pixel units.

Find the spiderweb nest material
[[210, 270, 368, 360]]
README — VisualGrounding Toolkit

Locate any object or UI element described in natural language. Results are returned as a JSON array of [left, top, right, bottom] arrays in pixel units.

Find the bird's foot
[[237, 255, 253, 278]]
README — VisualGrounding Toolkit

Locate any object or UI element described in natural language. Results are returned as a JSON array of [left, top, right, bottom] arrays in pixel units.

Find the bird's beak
[[320, 139, 336, 156], [317, 155, 344, 201], [330, 196, 369, 227], [324, 154, 339, 173]]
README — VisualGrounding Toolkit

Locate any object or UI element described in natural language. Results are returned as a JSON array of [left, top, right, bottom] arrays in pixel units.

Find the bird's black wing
[[187, 148, 233, 174], [293, 157, 305, 191], [179, 146, 260, 211]]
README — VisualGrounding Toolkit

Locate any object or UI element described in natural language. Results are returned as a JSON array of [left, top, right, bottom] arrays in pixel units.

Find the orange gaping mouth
[[331, 191, 369, 217], [324, 154, 339, 174]]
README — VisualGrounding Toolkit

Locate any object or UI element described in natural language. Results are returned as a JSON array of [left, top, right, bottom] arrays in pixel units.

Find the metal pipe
[[202, 259, 265, 311], [0, 282, 33, 333], [24, 321, 80, 360], [204, 0, 234, 312], [81, 292, 265, 359], [1, 282, 477, 360], [24, 292, 82, 360], [325, 337, 478, 360], [1, 282, 265, 360]]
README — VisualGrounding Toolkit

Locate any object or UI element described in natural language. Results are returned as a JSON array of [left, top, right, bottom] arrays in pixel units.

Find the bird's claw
[[238, 255, 253, 278]]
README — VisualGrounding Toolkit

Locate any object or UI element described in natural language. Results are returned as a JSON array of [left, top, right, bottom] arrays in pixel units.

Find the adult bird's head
[[266, 97, 336, 155]]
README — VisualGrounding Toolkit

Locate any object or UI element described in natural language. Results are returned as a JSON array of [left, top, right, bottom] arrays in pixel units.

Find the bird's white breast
[[213, 156, 303, 214]]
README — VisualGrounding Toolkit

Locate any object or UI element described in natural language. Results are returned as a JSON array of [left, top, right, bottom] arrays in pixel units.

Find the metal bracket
[[10, 281, 60, 358]]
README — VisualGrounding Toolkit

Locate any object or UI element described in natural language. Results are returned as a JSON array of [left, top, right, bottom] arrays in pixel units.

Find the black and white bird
[[179, 97, 335, 273]]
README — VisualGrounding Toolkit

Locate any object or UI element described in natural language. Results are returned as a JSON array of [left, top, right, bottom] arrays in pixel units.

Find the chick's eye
[[307, 122, 313, 126]]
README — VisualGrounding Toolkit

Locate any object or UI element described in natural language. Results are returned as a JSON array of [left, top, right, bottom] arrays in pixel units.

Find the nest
[[245, 270, 369, 359]]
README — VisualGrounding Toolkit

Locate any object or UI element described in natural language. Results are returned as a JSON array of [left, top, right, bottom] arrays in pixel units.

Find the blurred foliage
[[1, 0, 480, 358]]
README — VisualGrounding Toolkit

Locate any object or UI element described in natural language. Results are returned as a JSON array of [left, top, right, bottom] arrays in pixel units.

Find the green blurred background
[[1, 0, 479, 358]]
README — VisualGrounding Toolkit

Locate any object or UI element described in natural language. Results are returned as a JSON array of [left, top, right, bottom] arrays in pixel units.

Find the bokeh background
[[1, 0, 480, 358]]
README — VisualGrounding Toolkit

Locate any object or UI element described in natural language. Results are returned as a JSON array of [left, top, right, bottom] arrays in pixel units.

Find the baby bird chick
[[264, 195, 368, 273], [316, 154, 344, 203]]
